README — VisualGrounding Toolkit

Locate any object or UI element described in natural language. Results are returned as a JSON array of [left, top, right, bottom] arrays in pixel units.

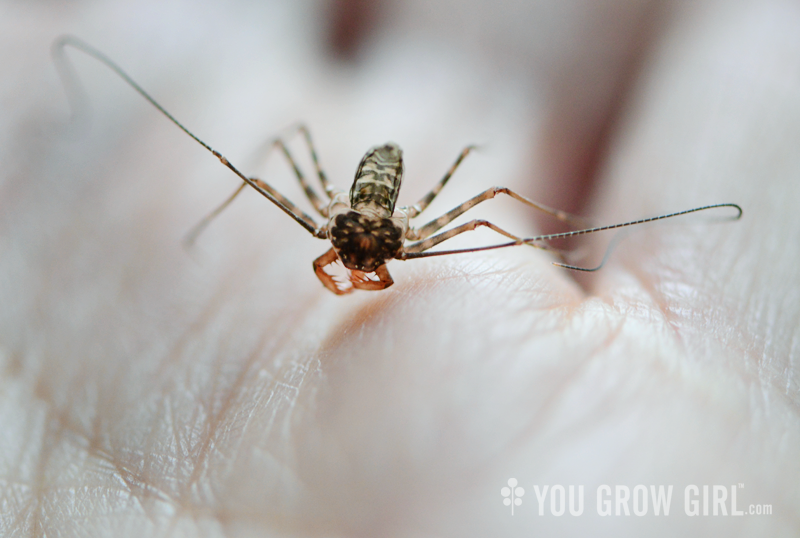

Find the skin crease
[[1, 0, 799, 536]]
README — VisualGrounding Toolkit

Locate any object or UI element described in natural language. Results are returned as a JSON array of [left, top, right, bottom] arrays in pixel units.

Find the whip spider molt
[[52, 36, 742, 295]]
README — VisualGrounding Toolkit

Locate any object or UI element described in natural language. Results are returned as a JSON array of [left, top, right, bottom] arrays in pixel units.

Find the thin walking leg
[[400, 203, 744, 270], [252, 123, 338, 205], [407, 186, 590, 241], [186, 125, 334, 244], [405, 146, 476, 218], [291, 124, 338, 198], [402, 218, 559, 256]]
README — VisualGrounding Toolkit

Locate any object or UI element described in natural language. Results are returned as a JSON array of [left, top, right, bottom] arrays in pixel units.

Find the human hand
[[1, 1, 798, 536]]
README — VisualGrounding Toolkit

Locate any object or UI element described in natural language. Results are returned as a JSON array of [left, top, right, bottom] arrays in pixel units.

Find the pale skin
[[1, 0, 799, 537]]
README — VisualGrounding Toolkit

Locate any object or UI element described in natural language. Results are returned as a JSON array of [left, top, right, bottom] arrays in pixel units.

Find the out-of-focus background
[[2, 0, 800, 537]]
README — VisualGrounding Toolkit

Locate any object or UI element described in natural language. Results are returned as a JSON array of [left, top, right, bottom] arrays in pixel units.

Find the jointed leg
[[255, 123, 338, 209], [291, 124, 338, 198], [241, 123, 329, 217], [406, 186, 590, 241], [185, 171, 326, 245], [188, 174, 326, 245], [248, 176, 325, 237], [185, 124, 334, 244], [406, 145, 476, 218], [403, 218, 559, 255], [271, 138, 327, 216]]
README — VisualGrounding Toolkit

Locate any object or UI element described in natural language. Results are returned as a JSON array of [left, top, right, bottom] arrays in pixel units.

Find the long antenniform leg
[[184, 125, 335, 245], [399, 204, 743, 272], [403, 218, 560, 256], [52, 35, 327, 240]]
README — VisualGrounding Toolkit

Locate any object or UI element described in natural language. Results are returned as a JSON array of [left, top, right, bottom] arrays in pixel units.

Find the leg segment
[[402, 218, 559, 256], [185, 173, 325, 246], [184, 125, 332, 242], [248, 177, 325, 237], [291, 124, 338, 198], [406, 186, 589, 241], [186, 124, 335, 245], [257, 123, 338, 211], [272, 136, 328, 216], [405, 145, 476, 218]]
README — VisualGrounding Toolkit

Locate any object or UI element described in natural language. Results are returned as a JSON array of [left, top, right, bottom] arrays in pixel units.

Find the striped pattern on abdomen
[[349, 143, 404, 217]]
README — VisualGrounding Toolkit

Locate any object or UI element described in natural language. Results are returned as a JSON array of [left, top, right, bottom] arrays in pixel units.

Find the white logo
[[501, 478, 525, 515]]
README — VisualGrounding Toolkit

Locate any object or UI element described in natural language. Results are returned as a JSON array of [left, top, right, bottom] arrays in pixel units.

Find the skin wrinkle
[[503, 306, 629, 460], [16, 348, 173, 529], [788, 333, 800, 398], [37, 420, 129, 535], [150, 271, 238, 382], [314, 284, 597, 490], [84, 418, 178, 510], [618, 252, 689, 344], [207, 328, 322, 518], [647, 250, 800, 415], [179, 313, 308, 506], [30, 281, 312, 529], [2, 479, 32, 534], [5, 451, 35, 534]]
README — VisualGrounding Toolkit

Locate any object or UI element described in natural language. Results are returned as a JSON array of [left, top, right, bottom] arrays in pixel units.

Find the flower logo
[[501, 478, 525, 515]]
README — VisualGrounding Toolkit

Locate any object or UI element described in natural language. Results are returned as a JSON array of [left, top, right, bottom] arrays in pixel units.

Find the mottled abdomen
[[349, 143, 404, 218]]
